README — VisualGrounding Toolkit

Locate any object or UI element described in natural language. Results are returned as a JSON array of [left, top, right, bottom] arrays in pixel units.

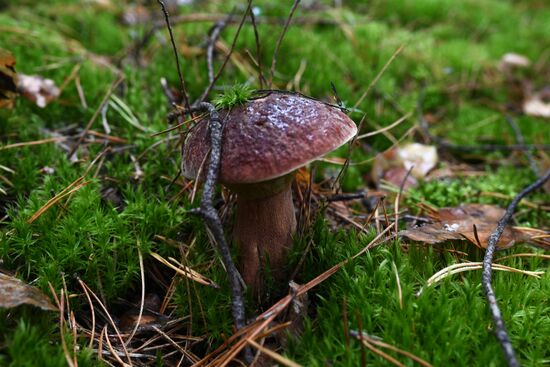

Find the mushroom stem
[[233, 183, 296, 296]]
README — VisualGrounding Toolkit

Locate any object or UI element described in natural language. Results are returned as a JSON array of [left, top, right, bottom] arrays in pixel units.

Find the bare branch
[[268, 0, 301, 88], [157, 0, 192, 114], [482, 168, 550, 367]]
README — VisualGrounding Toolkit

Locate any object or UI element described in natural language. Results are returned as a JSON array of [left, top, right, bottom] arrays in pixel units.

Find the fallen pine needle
[[356, 112, 411, 140], [27, 178, 92, 224], [350, 330, 433, 367], [0, 137, 67, 151], [150, 252, 220, 288], [495, 253, 550, 262], [417, 262, 544, 295], [247, 339, 302, 367]]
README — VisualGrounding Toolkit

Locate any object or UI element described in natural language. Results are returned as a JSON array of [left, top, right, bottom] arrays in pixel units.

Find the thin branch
[[249, 7, 266, 88], [187, 103, 246, 326], [206, 19, 230, 85], [352, 44, 405, 111], [68, 75, 124, 158], [268, 0, 301, 88], [417, 86, 550, 152], [197, 1, 253, 103], [482, 168, 550, 367], [157, 0, 192, 114], [504, 115, 541, 176]]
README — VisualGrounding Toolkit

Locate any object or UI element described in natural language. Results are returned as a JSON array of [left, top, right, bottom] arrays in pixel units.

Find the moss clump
[[213, 84, 255, 109]]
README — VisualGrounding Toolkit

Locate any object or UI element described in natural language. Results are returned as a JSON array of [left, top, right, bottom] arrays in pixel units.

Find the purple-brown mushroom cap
[[182, 92, 357, 184]]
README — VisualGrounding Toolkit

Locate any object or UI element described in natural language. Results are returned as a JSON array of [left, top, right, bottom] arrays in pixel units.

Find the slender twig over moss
[[197, 0, 253, 103], [157, 0, 192, 114], [417, 86, 550, 152], [504, 115, 541, 177], [268, 0, 301, 88], [482, 168, 550, 367], [184, 102, 246, 332], [206, 19, 229, 85]]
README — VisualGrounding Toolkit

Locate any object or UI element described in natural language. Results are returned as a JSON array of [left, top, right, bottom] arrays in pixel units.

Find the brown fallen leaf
[[0, 48, 17, 109], [400, 204, 549, 249], [523, 87, 550, 118], [17, 74, 60, 108], [372, 143, 438, 189], [0, 273, 58, 311], [498, 52, 530, 71]]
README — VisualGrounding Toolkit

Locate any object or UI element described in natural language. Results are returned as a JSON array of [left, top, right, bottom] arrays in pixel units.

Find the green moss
[[213, 84, 255, 109], [1, 0, 549, 365]]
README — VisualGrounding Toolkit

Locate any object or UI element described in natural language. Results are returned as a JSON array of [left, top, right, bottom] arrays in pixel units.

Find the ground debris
[[372, 143, 438, 190], [0, 273, 57, 311], [0, 48, 17, 109], [399, 203, 549, 249], [17, 73, 60, 108]]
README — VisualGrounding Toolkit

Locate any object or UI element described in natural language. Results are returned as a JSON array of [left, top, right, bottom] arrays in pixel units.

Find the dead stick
[[417, 86, 550, 152], [482, 168, 550, 367], [157, 0, 192, 114], [196, 1, 252, 103], [249, 7, 266, 88], [68, 76, 123, 157], [268, 0, 300, 88], [504, 115, 540, 177], [186, 103, 247, 330]]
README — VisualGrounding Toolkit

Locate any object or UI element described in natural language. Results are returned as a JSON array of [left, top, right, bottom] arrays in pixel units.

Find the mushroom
[[182, 92, 357, 296]]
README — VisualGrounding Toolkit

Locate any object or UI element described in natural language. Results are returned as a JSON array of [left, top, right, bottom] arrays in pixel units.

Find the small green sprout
[[213, 84, 254, 109]]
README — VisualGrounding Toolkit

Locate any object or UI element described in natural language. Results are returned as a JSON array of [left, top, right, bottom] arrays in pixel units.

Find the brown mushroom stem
[[232, 182, 296, 295]]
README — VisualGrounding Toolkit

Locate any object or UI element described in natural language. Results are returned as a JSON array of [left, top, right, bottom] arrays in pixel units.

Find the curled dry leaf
[[498, 52, 530, 71], [0, 48, 17, 109], [400, 204, 550, 250], [523, 87, 550, 118], [0, 273, 57, 311], [372, 143, 438, 189], [17, 74, 60, 108]]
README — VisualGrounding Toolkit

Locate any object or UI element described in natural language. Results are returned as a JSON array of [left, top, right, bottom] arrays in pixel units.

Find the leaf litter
[[0, 272, 57, 311], [399, 203, 550, 250]]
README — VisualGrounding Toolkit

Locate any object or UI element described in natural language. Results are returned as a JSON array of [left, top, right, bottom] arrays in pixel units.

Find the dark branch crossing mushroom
[[182, 91, 357, 296]]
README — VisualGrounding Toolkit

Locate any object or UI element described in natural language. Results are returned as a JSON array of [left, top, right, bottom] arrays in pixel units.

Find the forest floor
[[1, 0, 549, 366]]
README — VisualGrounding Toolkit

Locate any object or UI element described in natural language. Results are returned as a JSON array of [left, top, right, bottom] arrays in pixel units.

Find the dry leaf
[[523, 87, 550, 118], [0, 273, 57, 311], [17, 74, 60, 108], [0, 48, 17, 109], [372, 143, 438, 189], [499, 53, 530, 70], [122, 4, 152, 25], [400, 204, 549, 249]]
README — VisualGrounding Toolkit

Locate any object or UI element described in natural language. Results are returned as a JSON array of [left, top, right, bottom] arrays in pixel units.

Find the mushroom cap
[[182, 92, 357, 184]]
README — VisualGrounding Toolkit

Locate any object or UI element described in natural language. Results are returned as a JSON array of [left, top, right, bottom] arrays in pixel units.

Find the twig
[[417, 86, 550, 152], [268, 0, 301, 88], [163, 13, 343, 28], [504, 115, 540, 177], [331, 114, 365, 193], [186, 103, 247, 335], [249, 8, 266, 88], [391, 262, 403, 310], [352, 44, 405, 111], [0, 137, 67, 151], [206, 19, 229, 84], [394, 166, 413, 235], [326, 191, 367, 202], [247, 339, 301, 367], [68, 75, 124, 158], [350, 330, 433, 367], [195, 226, 393, 366], [156, 0, 192, 114], [482, 168, 550, 367], [125, 247, 145, 347], [196, 1, 253, 103]]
